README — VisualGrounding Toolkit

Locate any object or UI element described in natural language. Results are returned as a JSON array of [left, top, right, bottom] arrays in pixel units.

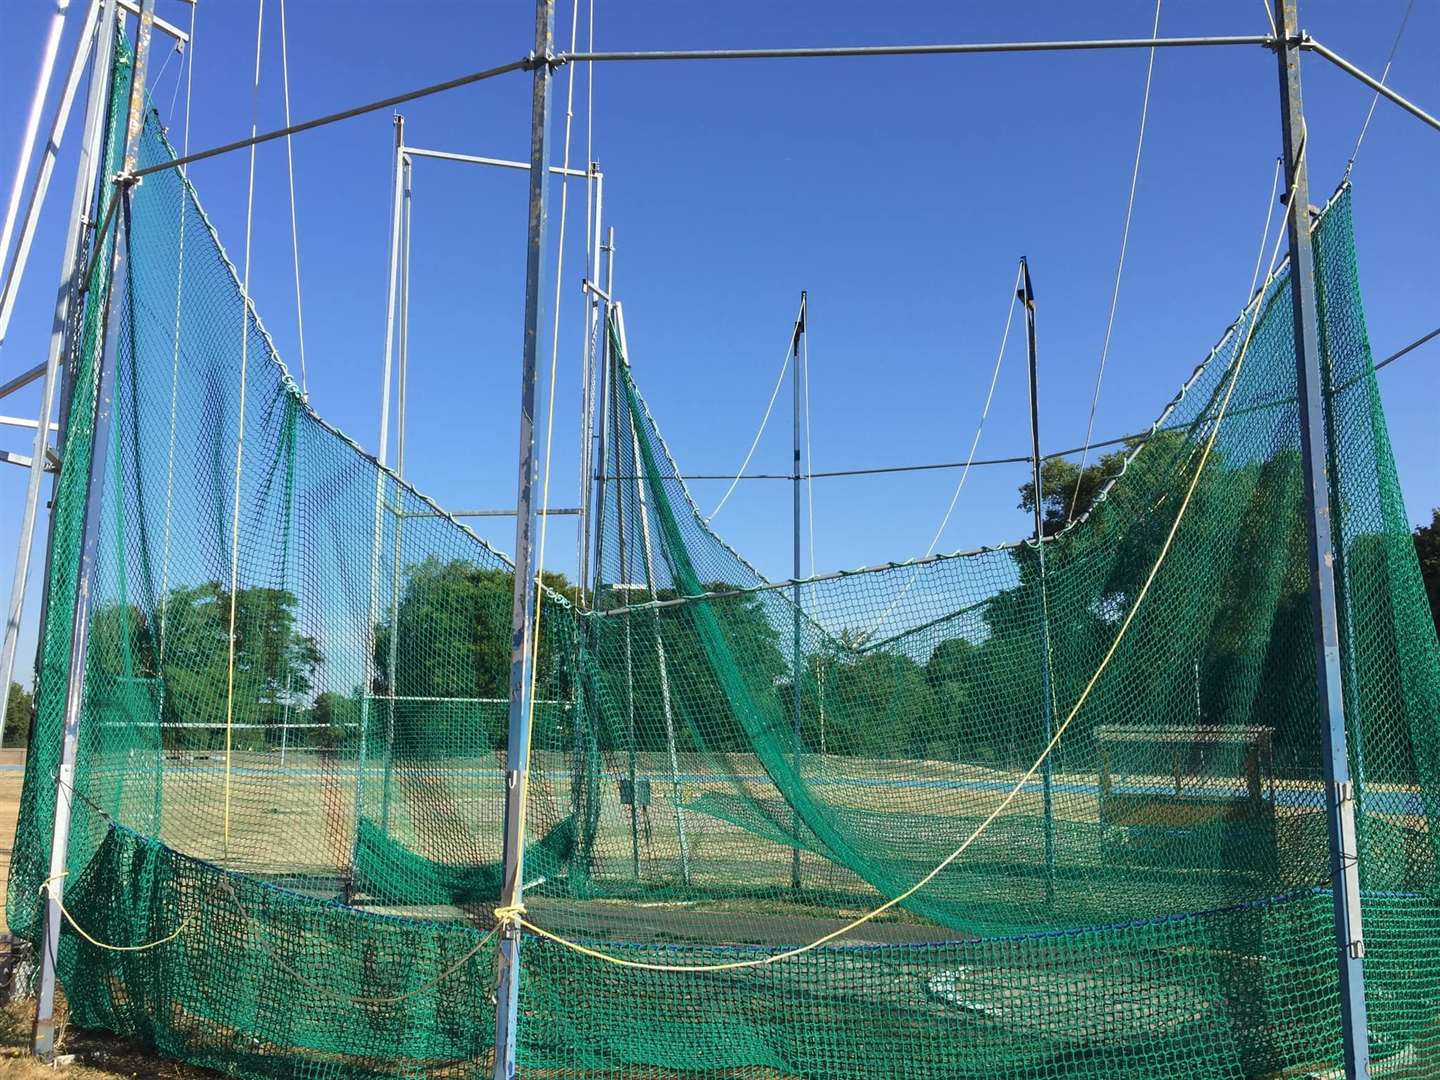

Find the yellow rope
[[498, 155, 1302, 970], [40, 874, 190, 953]]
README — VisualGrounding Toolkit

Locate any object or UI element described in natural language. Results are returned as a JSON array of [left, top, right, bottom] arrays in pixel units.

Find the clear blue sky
[[2, 1, 1437, 686]]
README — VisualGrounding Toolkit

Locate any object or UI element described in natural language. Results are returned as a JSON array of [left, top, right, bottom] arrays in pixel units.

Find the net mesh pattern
[[8, 34, 1440, 1079]]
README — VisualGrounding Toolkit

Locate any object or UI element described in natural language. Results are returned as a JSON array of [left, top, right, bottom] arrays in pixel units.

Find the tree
[[373, 558, 575, 755], [4, 683, 32, 748], [1017, 444, 1135, 538], [153, 583, 321, 750], [1416, 509, 1440, 642]]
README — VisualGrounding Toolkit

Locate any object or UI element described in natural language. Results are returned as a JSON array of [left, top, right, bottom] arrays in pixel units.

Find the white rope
[[223, 0, 266, 854], [706, 305, 800, 521], [858, 265, 1020, 639], [1346, 0, 1416, 176], [1248, 157, 1282, 302], [158, 41, 184, 125], [278, 0, 308, 397], [1259, 0, 1276, 38], [921, 266, 1021, 559], [1068, 0, 1162, 522]]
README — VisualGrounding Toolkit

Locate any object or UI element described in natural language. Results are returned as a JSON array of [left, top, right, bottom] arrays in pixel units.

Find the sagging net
[[9, 31, 1440, 1080]]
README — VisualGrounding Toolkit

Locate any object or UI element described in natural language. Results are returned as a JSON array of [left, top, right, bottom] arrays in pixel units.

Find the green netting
[[8, 29, 1440, 1080]]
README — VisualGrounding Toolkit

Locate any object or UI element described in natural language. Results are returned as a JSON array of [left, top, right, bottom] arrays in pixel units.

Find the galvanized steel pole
[[493, 1, 555, 1075], [791, 292, 806, 893], [33, 0, 155, 1057], [0, 0, 114, 753], [1275, 2, 1370, 1075], [1019, 257, 1056, 907]]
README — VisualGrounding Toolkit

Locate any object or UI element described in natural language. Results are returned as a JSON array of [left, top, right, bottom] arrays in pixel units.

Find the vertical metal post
[[614, 305, 692, 885], [0, 0, 113, 751], [33, 0, 154, 1057], [612, 331, 639, 879], [353, 113, 406, 896], [790, 292, 806, 893], [574, 231, 613, 873], [1274, 2, 1369, 1074], [576, 166, 603, 603], [1019, 257, 1056, 907], [492, 4, 554, 1076], [380, 137, 412, 833]]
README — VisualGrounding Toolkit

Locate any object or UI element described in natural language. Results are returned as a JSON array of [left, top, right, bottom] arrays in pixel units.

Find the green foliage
[[1417, 508, 1440, 642], [4, 682, 32, 748], [115, 583, 323, 751], [373, 558, 574, 755]]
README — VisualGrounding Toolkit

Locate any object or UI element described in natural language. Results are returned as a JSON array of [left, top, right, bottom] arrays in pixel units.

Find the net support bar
[[790, 292, 806, 892], [34, 0, 155, 1058], [556, 35, 1275, 64], [1276, 3, 1370, 1076], [493, 1, 556, 1076], [0, 0, 102, 348], [1302, 37, 1440, 135], [1020, 257, 1057, 907]]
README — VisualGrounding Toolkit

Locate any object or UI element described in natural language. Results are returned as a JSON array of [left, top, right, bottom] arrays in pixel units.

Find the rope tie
[[494, 903, 527, 925]]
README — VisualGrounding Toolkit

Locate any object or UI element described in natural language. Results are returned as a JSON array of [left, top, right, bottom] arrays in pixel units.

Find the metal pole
[[1301, 37, 1440, 137], [557, 36, 1274, 65], [380, 140, 412, 833], [1019, 257, 1056, 907], [615, 306, 691, 885], [34, 0, 154, 1057], [1275, 2, 1370, 1074], [0, 0, 74, 293], [353, 113, 406, 896], [612, 324, 640, 880], [790, 292, 806, 893], [0, 0, 102, 346], [492, 2, 554, 1075], [577, 166, 603, 604], [402, 146, 588, 178], [0, 0, 113, 751], [27, 2, 123, 742]]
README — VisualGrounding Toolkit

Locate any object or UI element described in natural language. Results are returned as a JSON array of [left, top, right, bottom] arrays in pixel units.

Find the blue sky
[[1, 1, 1437, 686]]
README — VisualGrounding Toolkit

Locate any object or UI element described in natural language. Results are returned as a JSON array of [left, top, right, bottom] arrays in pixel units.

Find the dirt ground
[[0, 757, 211, 1080]]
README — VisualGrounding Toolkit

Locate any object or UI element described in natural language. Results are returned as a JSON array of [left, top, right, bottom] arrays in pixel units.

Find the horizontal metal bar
[[0, 450, 34, 469], [131, 57, 535, 179], [117, 0, 190, 44], [0, 415, 58, 431], [404, 506, 581, 518], [97, 721, 354, 731], [403, 146, 591, 178], [557, 35, 1274, 65], [1375, 325, 1440, 371], [366, 695, 568, 705], [1302, 37, 1440, 135], [582, 278, 611, 303], [0, 362, 46, 399]]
